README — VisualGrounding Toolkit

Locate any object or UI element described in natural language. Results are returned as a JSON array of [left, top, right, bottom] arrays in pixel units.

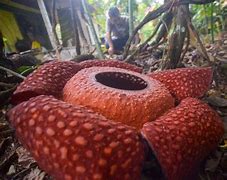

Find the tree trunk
[[70, 0, 81, 55], [164, 5, 189, 69]]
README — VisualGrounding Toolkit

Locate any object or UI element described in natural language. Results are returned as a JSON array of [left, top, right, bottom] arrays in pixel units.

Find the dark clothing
[[106, 16, 129, 51], [105, 36, 129, 51], [106, 17, 129, 39]]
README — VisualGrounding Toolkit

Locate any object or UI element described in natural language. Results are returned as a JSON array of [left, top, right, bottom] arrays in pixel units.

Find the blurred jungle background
[[0, 0, 227, 179]]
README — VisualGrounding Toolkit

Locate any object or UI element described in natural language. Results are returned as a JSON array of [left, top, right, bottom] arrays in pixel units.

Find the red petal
[[148, 67, 213, 101], [7, 95, 144, 180], [11, 61, 81, 104], [141, 98, 224, 180], [80, 59, 143, 73]]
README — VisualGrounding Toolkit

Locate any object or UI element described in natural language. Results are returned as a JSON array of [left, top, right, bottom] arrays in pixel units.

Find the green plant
[[191, 0, 227, 42]]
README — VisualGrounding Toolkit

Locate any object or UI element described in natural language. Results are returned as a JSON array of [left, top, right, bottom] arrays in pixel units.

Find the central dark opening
[[95, 72, 148, 90]]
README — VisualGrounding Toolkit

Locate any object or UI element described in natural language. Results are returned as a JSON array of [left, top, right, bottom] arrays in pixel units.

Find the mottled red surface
[[148, 67, 213, 101], [7, 95, 144, 180], [11, 61, 82, 104], [141, 98, 224, 180], [63, 67, 174, 129], [80, 59, 143, 73], [7, 60, 223, 179]]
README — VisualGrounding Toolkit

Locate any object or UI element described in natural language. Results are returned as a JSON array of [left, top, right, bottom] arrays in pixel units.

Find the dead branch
[[186, 17, 212, 64], [89, 47, 96, 55], [0, 66, 25, 80], [152, 11, 173, 45], [0, 82, 15, 88], [123, 1, 175, 59], [123, 0, 216, 59], [124, 20, 163, 62], [126, 38, 166, 63], [164, 5, 188, 69]]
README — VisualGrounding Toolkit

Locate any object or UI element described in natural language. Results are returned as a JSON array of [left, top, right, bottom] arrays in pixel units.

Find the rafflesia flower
[[7, 60, 224, 180]]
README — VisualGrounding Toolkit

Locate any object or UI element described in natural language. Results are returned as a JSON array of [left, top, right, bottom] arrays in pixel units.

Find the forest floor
[[0, 33, 227, 179]]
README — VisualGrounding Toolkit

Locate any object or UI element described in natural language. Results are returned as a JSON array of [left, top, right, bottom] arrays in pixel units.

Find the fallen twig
[[0, 82, 15, 88], [0, 66, 25, 80]]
